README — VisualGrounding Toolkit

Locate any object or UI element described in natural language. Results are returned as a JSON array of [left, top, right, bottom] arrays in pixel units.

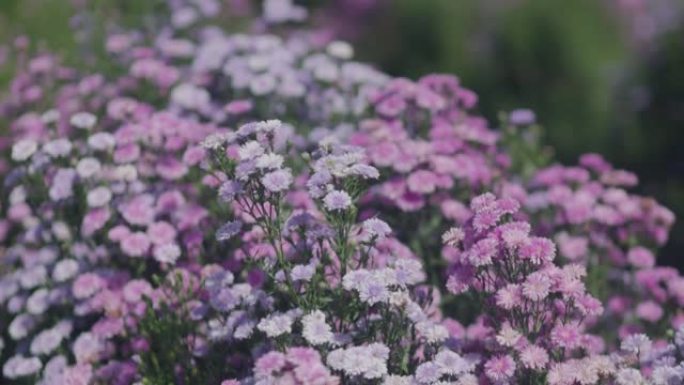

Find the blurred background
[[1, 0, 683, 267]]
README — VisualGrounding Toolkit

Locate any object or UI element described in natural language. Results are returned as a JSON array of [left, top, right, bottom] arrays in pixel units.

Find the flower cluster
[[443, 193, 606, 383], [519, 155, 683, 342]]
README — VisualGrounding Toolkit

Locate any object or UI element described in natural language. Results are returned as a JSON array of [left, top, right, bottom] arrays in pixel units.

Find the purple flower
[[216, 220, 243, 241], [323, 190, 352, 211], [509, 108, 536, 125], [261, 169, 293, 193]]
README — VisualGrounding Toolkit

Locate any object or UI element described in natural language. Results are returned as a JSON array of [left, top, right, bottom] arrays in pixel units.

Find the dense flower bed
[[0, 1, 682, 384]]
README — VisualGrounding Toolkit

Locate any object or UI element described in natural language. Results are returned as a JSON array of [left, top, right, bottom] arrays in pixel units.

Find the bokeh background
[[1, 0, 683, 268]]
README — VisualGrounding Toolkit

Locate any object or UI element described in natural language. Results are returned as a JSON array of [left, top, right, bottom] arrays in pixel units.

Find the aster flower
[[323, 190, 352, 211], [216, 220, 243, 241], [361, 218, 392, 241], [261, 169, 293, 193], [302, 311, 334, 346], [442, 227, 464, 247], [11, 139, 38, 161], [257, 313, 294, 338], [484, 355, 516, 383]]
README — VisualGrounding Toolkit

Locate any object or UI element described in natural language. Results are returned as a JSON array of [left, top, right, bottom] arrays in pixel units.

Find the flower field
[[0, 1, 683, 384]]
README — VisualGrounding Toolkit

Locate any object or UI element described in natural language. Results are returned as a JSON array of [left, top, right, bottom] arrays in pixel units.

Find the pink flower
[[156, 157, 188, 180], [555, 233, 588, 261], [627, 247, 655, 269], [286, 347, 321, 366], [519, 345, 549, 371], [406, 170, 439, 194], [147, 221, 178, 245], [72, 273, 106, 299], [519, 237, 556, 264], [496, 284, 522, 310], [59, 364, 93, 385], [121, 232, 151, 257], [123, 279, 153, 303], [73, 333, 103, 363], [120, 195, 156, 226], [484, 355, 516, 382], [522, 273, 552, 301], [107, 225, 131, 242], [550, 322, 583, 350], [254, 351, 286, 377], [636, 300, 664, 323], [81, 208, 111, 237]]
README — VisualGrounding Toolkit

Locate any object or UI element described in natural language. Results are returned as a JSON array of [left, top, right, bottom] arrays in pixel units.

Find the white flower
[[26, 288, 49, 315], [87, 187, 112, 207], [76, 157, 102, 178], [9, 186, 26, 204], [88, 133, 116, 151], [52, 259, 79, 282], [615, 368, 644, 385], [9, 314, 35, 340], [323, 190, 352, 211], [257, 313, 293, 338], [254, 119, 282, 133], [382, 375, 413, 385], [114, 165, 138, 181], [70, 112, 97, 129], [416, 321, 449, 344], [233, 321, 256, 340], [238, 141, 264, 161], [620, 334, 652, 358], [361, 218, 392, 241], [153, 244, 181, 265], [171, 83, 210, 110], [11, 139, 37, 161], [327, 41, 354, 60], [302, 311, 334, 346], [249, 73, 276, 96], [496, 324, 522, 347], [2, 355, 42, 379], [30, 328, 63, 355], [442, 227, 465, 247], [43, 139, 72, 157], [200, 132, 232, 150], [41, 109, 60, 123], [255, 153, 284, 169]]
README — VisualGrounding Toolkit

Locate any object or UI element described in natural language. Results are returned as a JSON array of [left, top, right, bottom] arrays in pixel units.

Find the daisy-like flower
[[218, 180, 243, 203], [496, 284, 522, 310], [361, 218, 392, 241], [76, 158, 102, 178], [261, 169, 293, 192], [323, 190, 352, 211], [519, 345, 549, 370], [238, 141, 265, 161], [550, 322, 583, 350], [434, 350, 469, 376], [257, 313, 294, 338], [86, 187, 112, 207], [255, 153, 284, 169], [301, 311, 334, 346], [496, 324, 522, 347], [11, 139, 38, 161], [442, 227, 465, 247], [121, 232, 151, 257], [484, 355, 516, 383], [70, 112, 97, 129], [153, 243, 182, 265], [216, 220, 243, 241], [615, 368, 644, 385], [522, 272, 552, 301]]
